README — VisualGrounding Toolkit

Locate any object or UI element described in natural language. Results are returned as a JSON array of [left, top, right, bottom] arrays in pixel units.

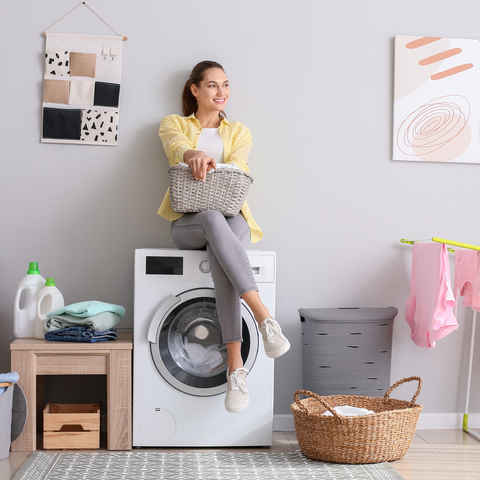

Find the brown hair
[[182, 60, 226, 118]]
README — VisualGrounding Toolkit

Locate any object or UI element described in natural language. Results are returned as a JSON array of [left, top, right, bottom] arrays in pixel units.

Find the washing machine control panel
[[135, 249, 275, 284]]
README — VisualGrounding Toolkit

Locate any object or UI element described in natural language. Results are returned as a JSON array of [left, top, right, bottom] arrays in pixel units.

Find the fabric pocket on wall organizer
[[43, 79, 70, 104], [93, 82, 120, 108], [81, 110, 118, 143], [45, 51, 70, 76], [43, 107, 82, 140], [69, 81, 95, 105], [70, 52, 97, 78]]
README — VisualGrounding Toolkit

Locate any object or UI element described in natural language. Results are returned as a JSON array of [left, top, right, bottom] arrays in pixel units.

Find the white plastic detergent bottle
[[14, 262, 46, 338], [35, 278, 65, 340]]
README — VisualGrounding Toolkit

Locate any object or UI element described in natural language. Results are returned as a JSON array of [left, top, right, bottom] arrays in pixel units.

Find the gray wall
[[1, 0, 480, 417]]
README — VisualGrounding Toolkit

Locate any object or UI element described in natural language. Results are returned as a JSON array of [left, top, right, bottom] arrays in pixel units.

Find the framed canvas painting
[[393, 35, 480, 164]]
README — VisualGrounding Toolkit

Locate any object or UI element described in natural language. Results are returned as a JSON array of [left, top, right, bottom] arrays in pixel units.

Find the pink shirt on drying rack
[[454, 250, 480, 311], [405, 243, 458, 348]]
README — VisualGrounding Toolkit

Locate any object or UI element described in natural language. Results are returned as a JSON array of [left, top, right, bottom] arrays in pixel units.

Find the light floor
[[2, 429, 480, 480]]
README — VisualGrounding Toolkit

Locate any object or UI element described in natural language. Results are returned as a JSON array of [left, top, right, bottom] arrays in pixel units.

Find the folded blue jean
[[44, 327, 118, 343]]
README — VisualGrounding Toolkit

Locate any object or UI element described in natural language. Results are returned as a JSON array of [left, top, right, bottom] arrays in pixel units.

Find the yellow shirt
[[157, 113, 263, 243]]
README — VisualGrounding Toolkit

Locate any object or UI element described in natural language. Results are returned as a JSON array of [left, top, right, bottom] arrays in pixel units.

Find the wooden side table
[[10, 332, 132, 452]]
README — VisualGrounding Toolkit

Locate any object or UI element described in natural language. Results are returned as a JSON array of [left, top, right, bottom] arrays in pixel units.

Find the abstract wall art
[[393, 35, 480, 164]]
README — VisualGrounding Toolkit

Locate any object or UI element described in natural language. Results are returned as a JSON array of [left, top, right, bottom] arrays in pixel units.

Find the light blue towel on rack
[[47, 301, 125, 319], [0, 371, 19, 394]]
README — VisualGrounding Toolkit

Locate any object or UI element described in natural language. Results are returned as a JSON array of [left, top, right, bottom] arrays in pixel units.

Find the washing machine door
[[148, 288, 259, 397]]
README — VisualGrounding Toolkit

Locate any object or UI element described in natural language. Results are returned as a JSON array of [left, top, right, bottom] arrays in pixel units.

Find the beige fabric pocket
[[43, 79, 70, 104], [70, 52, 97, 78]]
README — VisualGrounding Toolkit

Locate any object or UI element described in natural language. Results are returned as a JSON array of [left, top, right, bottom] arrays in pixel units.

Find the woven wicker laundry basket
[[168, 165, 253, 217], [291, 376, 423, 464]]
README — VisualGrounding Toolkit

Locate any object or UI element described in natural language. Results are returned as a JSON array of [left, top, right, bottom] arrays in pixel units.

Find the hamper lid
[[298, 307, 398, 323]]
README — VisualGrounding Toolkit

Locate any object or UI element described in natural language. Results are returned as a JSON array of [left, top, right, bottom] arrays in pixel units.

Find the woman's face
[[191, 68, 230, 114]]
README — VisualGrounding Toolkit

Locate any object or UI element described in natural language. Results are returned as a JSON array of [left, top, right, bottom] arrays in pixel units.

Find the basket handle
[[384, 376, 423, 407], [293, 390, 344, 422]]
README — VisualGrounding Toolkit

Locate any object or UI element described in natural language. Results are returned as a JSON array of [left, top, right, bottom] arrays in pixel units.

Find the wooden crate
[[43, 402, 100, 450]]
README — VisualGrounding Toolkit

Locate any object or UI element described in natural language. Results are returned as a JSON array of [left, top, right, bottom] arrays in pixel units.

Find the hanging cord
[[44, 2, 127, 40]]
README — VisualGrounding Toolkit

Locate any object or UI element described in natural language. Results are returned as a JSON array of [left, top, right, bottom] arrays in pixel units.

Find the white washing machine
[[133, 248, 276, 447]]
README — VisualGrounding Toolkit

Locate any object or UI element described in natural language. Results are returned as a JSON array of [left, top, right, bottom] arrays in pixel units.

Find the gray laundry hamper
[[0, 386, 13, 460], [0, 383, 27, 460], [299, 307, 398, 397]]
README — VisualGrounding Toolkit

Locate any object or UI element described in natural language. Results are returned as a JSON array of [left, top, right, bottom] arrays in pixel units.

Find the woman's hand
[[184, 150, 217, 181]]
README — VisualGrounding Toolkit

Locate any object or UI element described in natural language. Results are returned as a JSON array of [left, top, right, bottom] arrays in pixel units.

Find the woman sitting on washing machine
[[157, 60, 290, 413]]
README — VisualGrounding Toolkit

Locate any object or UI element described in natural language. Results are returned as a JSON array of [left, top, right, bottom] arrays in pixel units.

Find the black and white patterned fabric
[[81, 109, 118, 143], [45, 51, 70, 76]]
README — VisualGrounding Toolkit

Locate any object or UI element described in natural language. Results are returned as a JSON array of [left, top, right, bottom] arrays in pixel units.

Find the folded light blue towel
[[45, 312, 121, 332], [47, 301, 125, 319], [0, 371, 19, 394]]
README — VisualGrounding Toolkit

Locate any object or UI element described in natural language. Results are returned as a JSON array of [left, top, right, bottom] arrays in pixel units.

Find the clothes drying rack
[[401, 237, 480, 441]]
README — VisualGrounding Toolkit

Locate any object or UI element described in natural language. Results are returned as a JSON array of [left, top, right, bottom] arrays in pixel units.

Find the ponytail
[[182, 79, 198, 117]]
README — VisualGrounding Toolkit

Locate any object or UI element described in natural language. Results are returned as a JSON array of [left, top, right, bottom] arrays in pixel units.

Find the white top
[[196, 128, 225, 164]]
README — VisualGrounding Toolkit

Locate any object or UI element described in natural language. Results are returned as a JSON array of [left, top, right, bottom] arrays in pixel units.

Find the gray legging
[[170, 210, 258, 343]]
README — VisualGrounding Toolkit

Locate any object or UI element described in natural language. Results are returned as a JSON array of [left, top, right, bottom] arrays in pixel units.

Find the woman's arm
[[159, 115, 216, 181], [158, 115, 194, 166]]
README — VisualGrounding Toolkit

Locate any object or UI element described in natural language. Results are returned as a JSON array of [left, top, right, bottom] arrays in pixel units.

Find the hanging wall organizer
[[41, 3, 126, 146]]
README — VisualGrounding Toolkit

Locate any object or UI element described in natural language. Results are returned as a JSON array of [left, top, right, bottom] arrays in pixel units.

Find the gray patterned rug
[[13, 451, 404, 480]]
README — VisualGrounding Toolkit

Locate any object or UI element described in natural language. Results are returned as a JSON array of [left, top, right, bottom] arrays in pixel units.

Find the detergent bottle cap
[[27, 262, 41, 275], [45, 278, 56, 287]]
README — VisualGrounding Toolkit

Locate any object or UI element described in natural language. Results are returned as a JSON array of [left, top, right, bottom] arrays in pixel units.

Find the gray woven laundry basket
[[168, 165, 253, 217]]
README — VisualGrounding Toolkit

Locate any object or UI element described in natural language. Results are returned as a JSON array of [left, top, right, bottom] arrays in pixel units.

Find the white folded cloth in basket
[[322, 405, 375, 416], [177, 162, 240, 170]]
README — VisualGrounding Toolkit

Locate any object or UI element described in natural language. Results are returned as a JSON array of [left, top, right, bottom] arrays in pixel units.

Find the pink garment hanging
[[454, 250, 480, 311], [405, 243, 458, 348]]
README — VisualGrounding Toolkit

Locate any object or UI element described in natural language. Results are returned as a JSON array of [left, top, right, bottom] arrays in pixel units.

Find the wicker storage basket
[[168, 165, 253, 217], [291, 376, 423, 464]]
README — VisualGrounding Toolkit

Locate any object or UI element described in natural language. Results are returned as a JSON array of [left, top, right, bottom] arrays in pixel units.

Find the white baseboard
[[416, 413, 480, 429], [273, 413, 480, 431], [273, 414, 295, 431]]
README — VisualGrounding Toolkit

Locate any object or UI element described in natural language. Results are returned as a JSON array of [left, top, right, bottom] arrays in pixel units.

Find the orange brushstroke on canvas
[[419, 48, 462, 65], [406, 37, 442, 49], [431, 64, 474, 80]]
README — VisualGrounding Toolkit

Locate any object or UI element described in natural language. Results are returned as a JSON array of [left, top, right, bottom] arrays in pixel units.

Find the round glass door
[[150, 288, 258, 396]]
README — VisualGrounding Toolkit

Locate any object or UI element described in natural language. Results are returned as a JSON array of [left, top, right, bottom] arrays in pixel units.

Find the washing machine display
[[133, 248, 276, 447]]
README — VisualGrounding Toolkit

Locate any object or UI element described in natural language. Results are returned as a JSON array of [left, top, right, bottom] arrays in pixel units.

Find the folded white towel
[[177, 162, 240, 171], [322, 405, 375, 417]]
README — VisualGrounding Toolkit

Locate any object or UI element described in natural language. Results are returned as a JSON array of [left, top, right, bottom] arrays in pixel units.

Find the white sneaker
[[260, 318, 291, 358], [225, 367, 250, 413]]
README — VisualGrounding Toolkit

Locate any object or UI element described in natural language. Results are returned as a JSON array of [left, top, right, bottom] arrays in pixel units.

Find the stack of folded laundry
[[44, 301, 125, 343], [0, 372, 19, 394]]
